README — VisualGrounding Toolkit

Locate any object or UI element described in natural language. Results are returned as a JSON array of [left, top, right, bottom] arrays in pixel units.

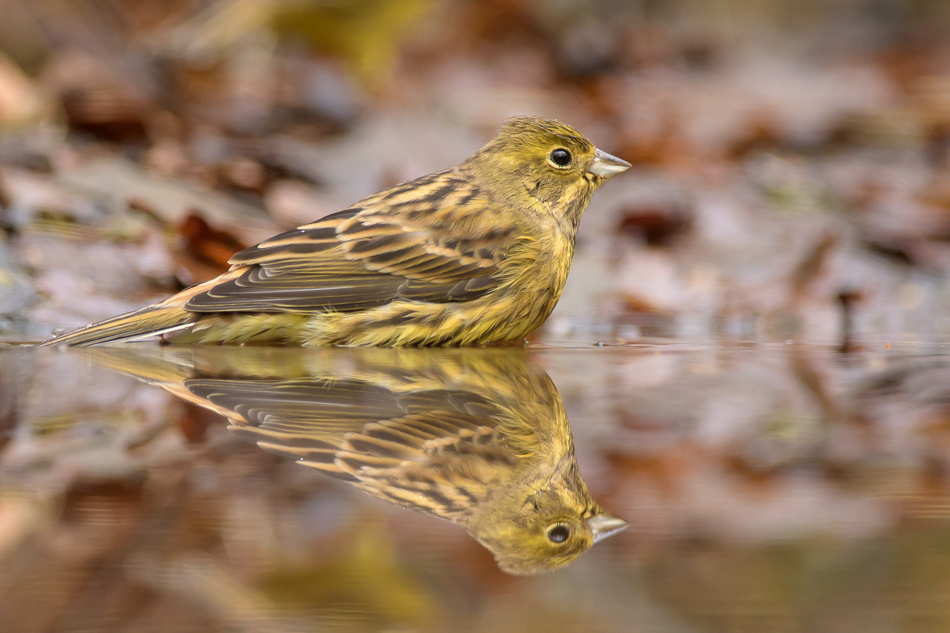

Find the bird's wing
[[185, 171, 518, 313], [190, 377, 517, 515]]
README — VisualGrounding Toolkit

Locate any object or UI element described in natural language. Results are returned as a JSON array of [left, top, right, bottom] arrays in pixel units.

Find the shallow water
[[3, 342, 950, 632]]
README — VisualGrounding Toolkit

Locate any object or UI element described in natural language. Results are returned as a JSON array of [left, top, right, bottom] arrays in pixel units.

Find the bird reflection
[[84, 346, 626, 574]]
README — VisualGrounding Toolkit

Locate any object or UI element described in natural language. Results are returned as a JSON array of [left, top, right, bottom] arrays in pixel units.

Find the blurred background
[[2, 0, 950, 344], [6, 1, 950, 632]]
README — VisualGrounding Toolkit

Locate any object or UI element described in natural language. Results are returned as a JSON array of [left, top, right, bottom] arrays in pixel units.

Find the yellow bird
[[85, 346, 628, 574], [44, 117, 630, 347]]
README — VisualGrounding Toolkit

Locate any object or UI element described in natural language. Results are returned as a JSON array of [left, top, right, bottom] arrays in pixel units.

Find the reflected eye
[[547, 525, 570, 543], [550, 148, 572, 167]]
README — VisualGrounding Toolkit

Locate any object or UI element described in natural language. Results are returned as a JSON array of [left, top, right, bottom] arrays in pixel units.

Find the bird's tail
[[40, 302, 196, 346]]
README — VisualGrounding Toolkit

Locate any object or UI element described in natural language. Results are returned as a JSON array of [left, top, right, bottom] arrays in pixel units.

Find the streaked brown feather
[[186, 176, 511, 314], [186, 375, 514, 516]]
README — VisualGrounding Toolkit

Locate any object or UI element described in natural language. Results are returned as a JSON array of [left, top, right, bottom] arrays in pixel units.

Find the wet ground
[[4, 341, 950, 632]]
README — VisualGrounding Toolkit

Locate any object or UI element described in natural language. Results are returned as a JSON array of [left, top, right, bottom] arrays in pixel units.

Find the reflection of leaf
[[647, 525, 950, 633], [261, 519, 434, 626], [645, 541, 831, 633]]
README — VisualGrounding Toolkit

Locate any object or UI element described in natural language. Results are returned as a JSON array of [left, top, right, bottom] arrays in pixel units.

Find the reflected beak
[[587, 148, 632, 180], [589, 511, 628, 543]]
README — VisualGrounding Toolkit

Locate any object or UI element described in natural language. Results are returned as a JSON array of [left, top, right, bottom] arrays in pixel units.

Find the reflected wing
[[81, 345, 615, 575], [190, 377, 515, 515], [185, 171, 516, 313]]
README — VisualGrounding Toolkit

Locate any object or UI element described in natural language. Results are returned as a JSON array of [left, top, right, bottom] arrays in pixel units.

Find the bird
[[85, 345, 628, 574], [43, 116, 630, 347]]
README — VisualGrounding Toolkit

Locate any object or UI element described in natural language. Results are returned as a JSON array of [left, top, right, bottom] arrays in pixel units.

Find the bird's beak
[[588, 511, 628, 543], [587, 148, 632, 180]]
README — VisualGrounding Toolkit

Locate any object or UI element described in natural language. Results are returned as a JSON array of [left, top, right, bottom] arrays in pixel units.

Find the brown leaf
[[176, 212, 247, 281]]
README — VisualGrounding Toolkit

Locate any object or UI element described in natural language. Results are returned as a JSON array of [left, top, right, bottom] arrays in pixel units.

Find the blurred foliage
[[162, 0, 436, 87]]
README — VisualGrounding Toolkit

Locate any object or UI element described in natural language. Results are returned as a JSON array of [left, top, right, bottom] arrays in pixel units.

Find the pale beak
[[588, 511, 628, 543], [587, 148, 632, 180]]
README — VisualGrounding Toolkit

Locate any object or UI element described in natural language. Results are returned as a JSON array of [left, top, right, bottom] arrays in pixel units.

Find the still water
[[3, 342, 950, 632]]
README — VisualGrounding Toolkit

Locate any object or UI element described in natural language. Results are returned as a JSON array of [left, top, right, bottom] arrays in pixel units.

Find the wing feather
[[185, 170, 516, 314], [187, 377, 512, 507]]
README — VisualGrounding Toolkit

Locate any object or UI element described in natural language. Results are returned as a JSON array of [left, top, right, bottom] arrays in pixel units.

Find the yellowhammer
[[85, 345, 628, 574], [44, 116, 630, 346]]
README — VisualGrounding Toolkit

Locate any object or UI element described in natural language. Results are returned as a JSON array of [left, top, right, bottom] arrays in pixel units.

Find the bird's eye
[[547, 525, 570, 543], [550, 148, 572, 167]]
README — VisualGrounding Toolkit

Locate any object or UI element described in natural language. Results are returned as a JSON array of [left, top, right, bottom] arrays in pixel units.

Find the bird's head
[[466, 116, 631, 230], [470, 460, 628, 575]]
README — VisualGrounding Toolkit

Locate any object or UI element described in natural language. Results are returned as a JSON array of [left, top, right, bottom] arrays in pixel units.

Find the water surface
[[3, 343, 950, 632]]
